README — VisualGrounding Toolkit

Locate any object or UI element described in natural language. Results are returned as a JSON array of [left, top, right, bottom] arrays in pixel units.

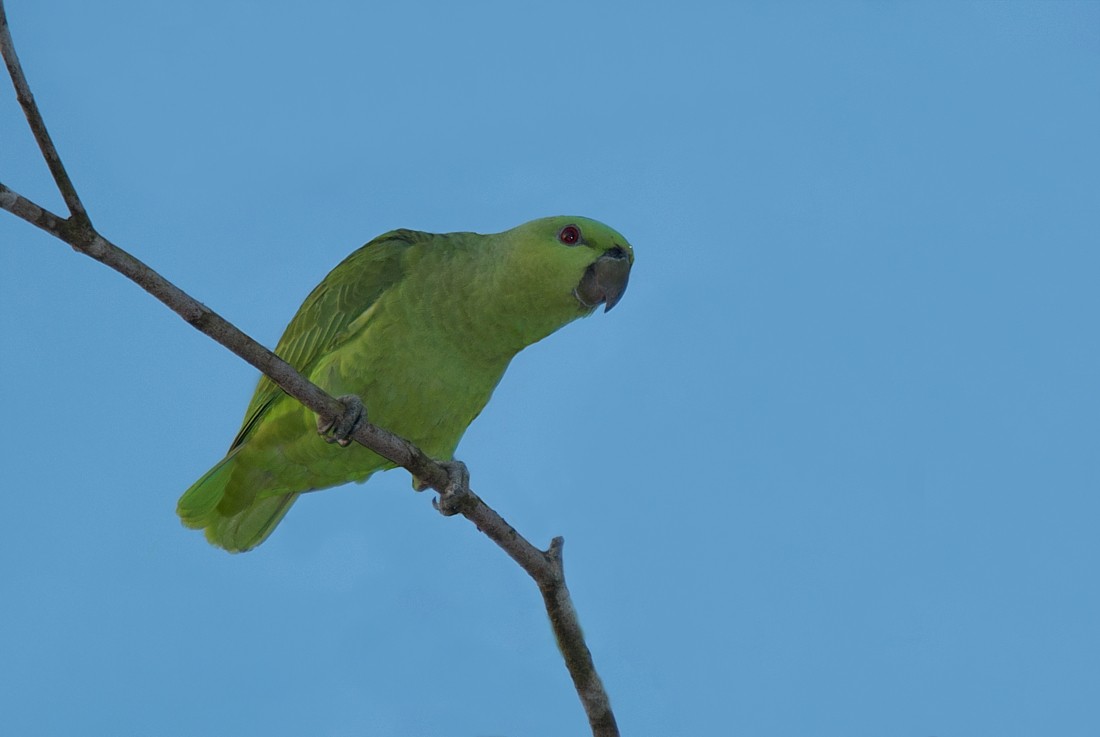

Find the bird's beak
[[575, 246, 632, 313]]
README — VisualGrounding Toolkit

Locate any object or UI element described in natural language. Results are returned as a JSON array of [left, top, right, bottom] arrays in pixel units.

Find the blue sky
[[2, 1, 1099, 735]]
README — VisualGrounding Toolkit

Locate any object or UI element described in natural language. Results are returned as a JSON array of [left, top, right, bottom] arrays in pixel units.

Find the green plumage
[[178, 216, 633, 552]]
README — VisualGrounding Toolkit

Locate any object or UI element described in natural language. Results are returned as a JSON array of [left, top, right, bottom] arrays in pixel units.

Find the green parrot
[[177, 216, 633, 552]]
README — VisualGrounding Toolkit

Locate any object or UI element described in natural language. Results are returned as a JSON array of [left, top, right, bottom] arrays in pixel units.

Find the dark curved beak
[[575, 246, 632, 312]]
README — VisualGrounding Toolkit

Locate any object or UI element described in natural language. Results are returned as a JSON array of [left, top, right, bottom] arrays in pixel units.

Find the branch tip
[[547, 536, 565, 564]]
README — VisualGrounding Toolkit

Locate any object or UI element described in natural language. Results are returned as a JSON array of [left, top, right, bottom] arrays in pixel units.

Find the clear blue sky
[[2, 2, 1099, 735]]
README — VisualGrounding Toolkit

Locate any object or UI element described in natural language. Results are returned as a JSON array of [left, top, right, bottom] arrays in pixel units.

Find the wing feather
[[230, 230, 429, 449]]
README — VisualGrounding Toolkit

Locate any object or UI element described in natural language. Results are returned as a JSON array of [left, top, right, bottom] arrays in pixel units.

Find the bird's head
[[502, 215, 633, 316], [457, 215, 633, 354]]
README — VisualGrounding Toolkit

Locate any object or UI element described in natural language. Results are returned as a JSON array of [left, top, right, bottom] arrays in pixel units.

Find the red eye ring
[[558, 225, 581, 245]]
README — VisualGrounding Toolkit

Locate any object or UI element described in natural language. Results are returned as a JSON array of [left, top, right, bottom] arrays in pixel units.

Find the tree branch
[[0, 2, 88, 226], [0, 3, 618, 735]]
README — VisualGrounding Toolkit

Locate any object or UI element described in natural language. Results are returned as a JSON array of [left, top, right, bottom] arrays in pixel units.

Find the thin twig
[[0, 2, 88, 226], [0, 4, 618, 735]]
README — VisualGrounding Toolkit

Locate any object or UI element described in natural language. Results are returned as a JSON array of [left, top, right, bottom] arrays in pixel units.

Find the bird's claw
[[431, 460, 471, 516], [317, 394, 366, 447]]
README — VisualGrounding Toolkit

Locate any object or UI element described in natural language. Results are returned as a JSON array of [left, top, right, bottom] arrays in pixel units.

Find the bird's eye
[[558, 225, 581, 245]]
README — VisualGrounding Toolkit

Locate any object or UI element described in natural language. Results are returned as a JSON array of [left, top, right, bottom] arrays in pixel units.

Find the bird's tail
[[177, 448, 298, 553]]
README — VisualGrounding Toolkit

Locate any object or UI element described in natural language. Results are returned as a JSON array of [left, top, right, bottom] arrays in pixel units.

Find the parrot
[[177, 216, 633, 552]]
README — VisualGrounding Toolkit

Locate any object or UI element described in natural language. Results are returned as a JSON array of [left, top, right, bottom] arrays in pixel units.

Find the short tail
[[177, 448, 298, 553]]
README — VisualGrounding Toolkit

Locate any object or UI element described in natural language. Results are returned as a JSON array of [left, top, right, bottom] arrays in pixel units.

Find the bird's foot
[[317, 394, 366, 447], [431, 460, 472, 517]]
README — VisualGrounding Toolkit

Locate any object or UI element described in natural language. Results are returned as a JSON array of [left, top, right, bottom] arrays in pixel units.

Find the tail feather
[[207, 492, 299, 553], [177, 448, 299, 553], [177, 449, 240, 530]]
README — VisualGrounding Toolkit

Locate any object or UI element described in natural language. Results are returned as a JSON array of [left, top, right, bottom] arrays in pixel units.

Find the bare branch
[[0, 182, 66, 233], [0, 1, 89, 225], [0, 5, 618, 735]]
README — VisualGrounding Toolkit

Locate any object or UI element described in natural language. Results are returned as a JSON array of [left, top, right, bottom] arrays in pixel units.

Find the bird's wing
[[229, 229, 431, 449]]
